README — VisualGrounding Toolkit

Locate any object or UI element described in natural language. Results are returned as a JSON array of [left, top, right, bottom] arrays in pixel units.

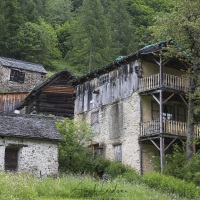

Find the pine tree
[[108, 0, 136, 56], [67, 0, 116, 73]]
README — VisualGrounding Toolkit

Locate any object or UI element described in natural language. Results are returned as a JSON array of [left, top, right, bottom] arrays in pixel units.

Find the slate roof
[[17, 68, 77, 109], [0, 113, 61, 141], [0, 56, 47, 74]]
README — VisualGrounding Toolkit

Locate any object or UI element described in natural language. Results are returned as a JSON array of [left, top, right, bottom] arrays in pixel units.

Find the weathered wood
[[0, 93, 28, 112], [138, 73, 190, 92], [76, 61, 140, 114], [39, 107, 74, 113]]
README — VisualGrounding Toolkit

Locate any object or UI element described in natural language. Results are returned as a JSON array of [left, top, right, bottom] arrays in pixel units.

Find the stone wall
[[0, 66, 46, 93], [0, 137, 59, 177], [76, 92, 141, 171]]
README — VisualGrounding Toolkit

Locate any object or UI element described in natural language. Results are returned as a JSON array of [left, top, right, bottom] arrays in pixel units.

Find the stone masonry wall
[[0, 66, 46, 93], [76, 92, 141, 172], [0, 137, 59, 177]]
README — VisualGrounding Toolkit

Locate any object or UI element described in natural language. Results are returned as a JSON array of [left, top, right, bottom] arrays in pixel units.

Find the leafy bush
[[163, 145, 186, 179], [105, 162, 127, 178], [56, 118, 95, 173], [123, 168, 141, 183], [142, 172, 200, 199], [183, 153, 200, 185]]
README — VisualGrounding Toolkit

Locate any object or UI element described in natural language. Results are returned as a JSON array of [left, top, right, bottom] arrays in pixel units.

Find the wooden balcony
[[138, 73, 190, 92], [140, 119, 200, 138]]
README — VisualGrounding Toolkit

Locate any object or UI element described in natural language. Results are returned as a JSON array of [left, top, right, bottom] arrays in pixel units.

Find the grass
[[0, 172, 193, 200]]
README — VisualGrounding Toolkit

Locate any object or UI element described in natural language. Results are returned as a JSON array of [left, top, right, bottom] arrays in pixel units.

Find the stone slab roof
[[0, 113, 61, 141], [0, 56, 47, 74]]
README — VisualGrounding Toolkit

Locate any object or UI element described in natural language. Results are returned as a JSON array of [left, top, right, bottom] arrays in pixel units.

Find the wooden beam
[[151, 94, 160, 105], [164, 138, 177, 152], [150, 139, 160, 150], [160, 136, 165, 174], [179, 94, 188, 107], [139, 142, 143, 175], [163, 93, 175, 104]]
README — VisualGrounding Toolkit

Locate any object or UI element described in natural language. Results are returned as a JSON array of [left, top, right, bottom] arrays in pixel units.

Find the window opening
[[99, 74, 109, 86], [5, 147, 18, 171], [10, 69, 25, 83], [152, 101, 186, 122], [91, 111, 99, 126], [114, 144, 122, 162]]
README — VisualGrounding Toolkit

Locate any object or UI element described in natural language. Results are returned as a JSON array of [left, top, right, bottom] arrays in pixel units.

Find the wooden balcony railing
[[140, 120, 200, 138], [138, 73, 190, 92]]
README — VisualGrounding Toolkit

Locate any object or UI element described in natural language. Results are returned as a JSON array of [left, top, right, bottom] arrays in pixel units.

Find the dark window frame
[[10, 69, 25, 83], [5, 147, 19, 171], [151, 101, 186, 122]]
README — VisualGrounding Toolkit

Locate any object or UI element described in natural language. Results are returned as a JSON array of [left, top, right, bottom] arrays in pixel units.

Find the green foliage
[[105, 162, 127, 178], [56, 118, 95, 173], [14, 18, 61, 69], [0, 172, 190, 200], [44, 0, 72, 27], [142, 172, 200, 199], [163, 145, 186, 179], [182, 153, 200, 185]]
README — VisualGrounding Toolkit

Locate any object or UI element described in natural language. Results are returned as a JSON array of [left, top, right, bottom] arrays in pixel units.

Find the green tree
[[0, 0, 25, 57], [14, 19, 61, 69], [67, 0, 116, 73], [127, 0, 173, 49], [108, 0, 136, 55], [44, 0, 73, 27], [56, 118, 95, 172], [151, 0, 200, 159]]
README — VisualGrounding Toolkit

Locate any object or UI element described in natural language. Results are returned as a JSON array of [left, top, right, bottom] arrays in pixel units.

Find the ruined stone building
[[0, 57, 47, 112], [0, 112, 61, 176], [74, 41, 200, 173]]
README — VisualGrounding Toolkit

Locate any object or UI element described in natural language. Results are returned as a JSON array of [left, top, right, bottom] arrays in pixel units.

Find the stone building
[[0, 112, 61, 176], [0, 56, 47, 112], [74, 41, 200, 173]]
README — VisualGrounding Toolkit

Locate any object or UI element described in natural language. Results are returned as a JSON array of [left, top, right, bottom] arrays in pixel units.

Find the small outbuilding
[[0, 112, 61, 177], [17, 69, 77, 119]]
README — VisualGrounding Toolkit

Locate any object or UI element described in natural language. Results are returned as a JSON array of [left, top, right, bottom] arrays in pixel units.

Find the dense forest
[[0, 0, 174, 75]]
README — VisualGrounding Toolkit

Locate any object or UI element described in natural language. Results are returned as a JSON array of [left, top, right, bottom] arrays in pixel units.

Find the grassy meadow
[[0, 172, 199, 200]]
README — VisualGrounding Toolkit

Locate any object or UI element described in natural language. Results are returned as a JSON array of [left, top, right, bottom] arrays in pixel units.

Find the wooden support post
[[139, 142, 143, 175], [160, 136, 165, 173], [159, 54, 165, 173]]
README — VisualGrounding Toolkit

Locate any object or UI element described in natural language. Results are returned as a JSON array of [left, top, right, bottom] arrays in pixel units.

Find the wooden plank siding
[[75, 61, 139, 114], [33, 84, 75, 118], [0, 93, 27, 112]]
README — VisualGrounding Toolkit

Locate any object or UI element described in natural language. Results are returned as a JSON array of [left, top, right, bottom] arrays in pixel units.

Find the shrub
[[183, 153, 200, 185], [56, 118, 95, 173], [123, 168, 141, 183], [105, 162, 127, 178], [142, 172, 200, 199]]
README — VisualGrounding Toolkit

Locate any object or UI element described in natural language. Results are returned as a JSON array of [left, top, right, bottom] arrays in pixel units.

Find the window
[[99, 74, 109, 86], [114, 144, 122, 162], [5, 147, 18, 171], [91, 111, 99, 126], [10, 69, 25, 83], [152, 101, 186, 122], [92, 144, 103, 159]]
